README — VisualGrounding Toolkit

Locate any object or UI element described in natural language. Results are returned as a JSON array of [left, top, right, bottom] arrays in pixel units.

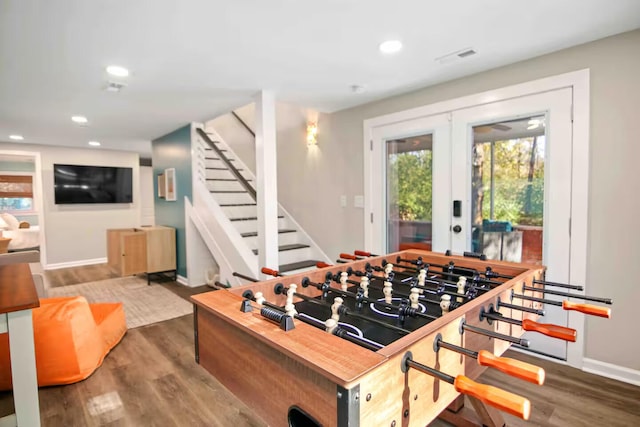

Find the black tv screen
[[54, 164, 133, 204]]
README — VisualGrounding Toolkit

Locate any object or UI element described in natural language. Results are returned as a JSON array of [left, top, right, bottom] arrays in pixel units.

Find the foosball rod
[[397, 256, 585, 291], [329, 272, 459, 306], [301, 277, 438, 320], [433, 333, 545, 385], [401, 352, 531, 420], [349, 268, 471, 300], [273, 283, 412, 335], [460, 321, 530, 347], [496, 296, 545, 316], [480, 307, 577, 342], [366, 262, 496, 290], [242, 293, 383, 351], [232, 271, 259, 282], [521, 285, 612, 304], [389, 258, 502, 287], [510, 291, 612, 318]]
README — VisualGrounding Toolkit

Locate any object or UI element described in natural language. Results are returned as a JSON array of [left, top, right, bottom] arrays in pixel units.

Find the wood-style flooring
[[1, 264, 639, 426]]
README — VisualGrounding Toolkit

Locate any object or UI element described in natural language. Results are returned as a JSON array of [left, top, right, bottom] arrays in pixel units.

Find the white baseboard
[[176, 274, 189, 286], [583, 358, 640, 386], [44, 257, 107, 270]]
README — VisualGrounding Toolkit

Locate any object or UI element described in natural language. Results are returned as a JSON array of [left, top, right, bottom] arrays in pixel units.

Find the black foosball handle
[[444, 249, 487, 260]]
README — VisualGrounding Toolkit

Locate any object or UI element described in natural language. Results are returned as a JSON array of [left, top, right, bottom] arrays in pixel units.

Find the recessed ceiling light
[[88, 141, 101, 147], [9, 135, 24, 141], [71, 115, 88, 124], [106, 65, 129, 77], [379, 40, 403, 54]]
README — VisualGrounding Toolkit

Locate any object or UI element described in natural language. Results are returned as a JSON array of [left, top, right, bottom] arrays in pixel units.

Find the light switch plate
[[340, 195, 347, 208], [354, 195, 364, 208]]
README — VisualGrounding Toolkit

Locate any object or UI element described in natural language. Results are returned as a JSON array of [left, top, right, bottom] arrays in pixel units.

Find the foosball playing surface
[[191, 250, 611, 427]]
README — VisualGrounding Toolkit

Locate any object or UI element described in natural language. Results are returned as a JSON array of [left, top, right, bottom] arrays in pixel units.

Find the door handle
[[452, 225, 462, 233]]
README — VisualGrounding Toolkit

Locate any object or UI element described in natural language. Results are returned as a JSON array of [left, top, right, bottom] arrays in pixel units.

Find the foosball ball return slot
[[191, 250, 612, 426]]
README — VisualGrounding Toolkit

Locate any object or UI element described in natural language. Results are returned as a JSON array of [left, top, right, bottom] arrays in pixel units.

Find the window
[[0, 174, 34, 212]]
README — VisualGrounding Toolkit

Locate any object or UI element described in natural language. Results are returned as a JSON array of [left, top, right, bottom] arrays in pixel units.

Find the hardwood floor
[[1, 264, 639, 426]]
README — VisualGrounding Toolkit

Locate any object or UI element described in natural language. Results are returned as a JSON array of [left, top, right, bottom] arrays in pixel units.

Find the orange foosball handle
[[339, 253, 358, 260], [477, 350, 545, 385], [261, 267, 279, 277], [354, 250, 372, 257], [316, 262, 332, 268], [454, 375, 531, 420], [521, 319, 577, 342], [562, 300, 611, 318]]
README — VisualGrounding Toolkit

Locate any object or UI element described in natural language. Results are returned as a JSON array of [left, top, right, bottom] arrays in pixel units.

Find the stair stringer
[[190, 177, 259, 284]]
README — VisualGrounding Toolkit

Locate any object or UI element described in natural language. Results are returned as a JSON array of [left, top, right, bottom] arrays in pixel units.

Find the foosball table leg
[[438, 395, 506, 427], [468, 395, 507, 427]]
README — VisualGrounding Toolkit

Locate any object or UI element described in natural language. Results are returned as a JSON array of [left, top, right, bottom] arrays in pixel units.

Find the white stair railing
[[189, 121, 331, 284]]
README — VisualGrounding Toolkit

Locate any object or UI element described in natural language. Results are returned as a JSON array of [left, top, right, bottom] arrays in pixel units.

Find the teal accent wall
[[152, 125, 192, 278]]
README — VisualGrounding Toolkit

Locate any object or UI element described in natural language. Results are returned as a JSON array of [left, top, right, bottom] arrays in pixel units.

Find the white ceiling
[[1, 1, 639, 157]]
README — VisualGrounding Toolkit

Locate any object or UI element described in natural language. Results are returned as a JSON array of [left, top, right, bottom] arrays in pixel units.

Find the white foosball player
[[285, 284, 298, 317], [456, 277, 467, 303], [340, 272, 348, 292], [360, 276, 370, 298], [440, 294, 452, 314]]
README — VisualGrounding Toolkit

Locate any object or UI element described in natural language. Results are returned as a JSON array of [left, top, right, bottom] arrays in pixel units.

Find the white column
[[254, 90, 279, 276]]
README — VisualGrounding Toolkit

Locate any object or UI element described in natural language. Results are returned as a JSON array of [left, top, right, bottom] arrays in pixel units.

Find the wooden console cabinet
[[107, 226, 176, 282]]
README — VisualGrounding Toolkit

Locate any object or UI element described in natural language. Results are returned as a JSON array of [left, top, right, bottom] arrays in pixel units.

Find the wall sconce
[[306, 122, 318, 146]]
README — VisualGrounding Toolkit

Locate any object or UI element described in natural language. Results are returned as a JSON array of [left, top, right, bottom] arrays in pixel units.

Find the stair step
[[206, 178, 252, 182], [230, 215, 284, 221], [210, 190, 248, 194], [205, 157, 235, 161], [240, 229, 296, 238], [219, 203, 256, 207], [279, 260, 320, 273], [206, 167, 244, 171], [252, 243, 310, 255]]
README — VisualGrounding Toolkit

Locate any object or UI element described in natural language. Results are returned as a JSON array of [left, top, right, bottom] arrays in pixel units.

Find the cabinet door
[[145, 227, 176, 273], [121, 233, 148, 276]]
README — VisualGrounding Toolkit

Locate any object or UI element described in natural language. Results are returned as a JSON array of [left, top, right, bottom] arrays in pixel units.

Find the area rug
[[48, 276, 193, 329]]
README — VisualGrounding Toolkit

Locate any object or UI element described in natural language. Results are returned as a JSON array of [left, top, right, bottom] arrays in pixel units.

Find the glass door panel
[[368, 113, 450, 255], [471, 116, 545, 264], [386, 134, 433, 253], [451, 89, 573, 360]]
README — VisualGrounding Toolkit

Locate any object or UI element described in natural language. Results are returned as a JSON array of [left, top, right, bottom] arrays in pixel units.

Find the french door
[[369, 113, 450, 254], [450, 88, 573, 359], [369, 88, 575, 360]]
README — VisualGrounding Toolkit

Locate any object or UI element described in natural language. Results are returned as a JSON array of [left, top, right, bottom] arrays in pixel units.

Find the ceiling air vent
[[457, 49, 477, 58], [436, 47, 477, 65], [105, 81, 127, 92]]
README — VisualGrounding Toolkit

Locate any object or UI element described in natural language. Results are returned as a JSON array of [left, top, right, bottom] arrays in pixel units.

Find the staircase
[[192, 125, 330, 280]]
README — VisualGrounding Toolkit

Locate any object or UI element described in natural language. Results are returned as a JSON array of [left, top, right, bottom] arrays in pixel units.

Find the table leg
[[7, 310, 41, 427]]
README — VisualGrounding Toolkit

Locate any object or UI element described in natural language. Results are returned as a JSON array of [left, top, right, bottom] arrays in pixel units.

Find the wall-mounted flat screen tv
[[54, 164, 133, 204]]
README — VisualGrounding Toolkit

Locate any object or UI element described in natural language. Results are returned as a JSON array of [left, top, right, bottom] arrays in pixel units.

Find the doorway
[[450, 88, 573, 359], [0, 150, 45, 264], [364, 70, 589, 366]]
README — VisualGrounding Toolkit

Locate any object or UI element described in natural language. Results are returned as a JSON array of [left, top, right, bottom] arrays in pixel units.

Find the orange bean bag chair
[[0, 296, 126, 390]]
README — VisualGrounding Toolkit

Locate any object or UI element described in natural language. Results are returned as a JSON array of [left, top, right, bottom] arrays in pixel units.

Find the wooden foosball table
[[191, 250, 611, 427]]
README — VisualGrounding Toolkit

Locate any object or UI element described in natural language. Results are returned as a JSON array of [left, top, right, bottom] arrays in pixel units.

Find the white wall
[[298, 29, 640, 373], [0, 142, 140, 268]]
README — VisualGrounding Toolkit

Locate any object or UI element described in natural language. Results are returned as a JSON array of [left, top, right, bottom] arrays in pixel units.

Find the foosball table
[[191, 250, 612, 427]]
